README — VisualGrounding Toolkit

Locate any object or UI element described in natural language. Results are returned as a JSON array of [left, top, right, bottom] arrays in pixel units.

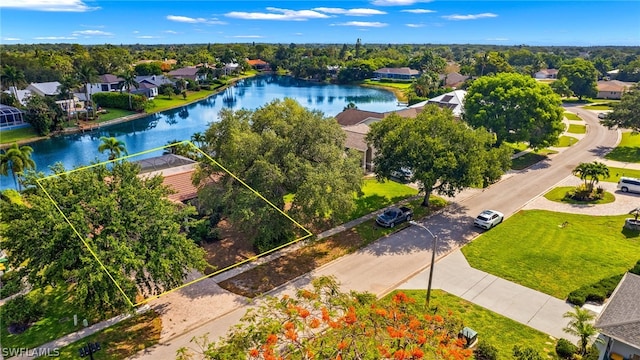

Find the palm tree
[[1, 65, 26, 92], [0, 143, 36, 190], [76, 63, 99, 119], [190, 132, 205, 148], [117, 68, 139, 110], [58, 75, 80, 124], [572, 161, 610, 191], [563, 306, 599, 355], [98, 136, 127, 160]]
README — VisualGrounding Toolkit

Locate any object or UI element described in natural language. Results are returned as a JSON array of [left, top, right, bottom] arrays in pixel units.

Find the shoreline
[[1, 74, 403, 148]]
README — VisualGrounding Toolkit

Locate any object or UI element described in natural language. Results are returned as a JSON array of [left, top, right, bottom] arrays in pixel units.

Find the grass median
[[605, 132, 640, 163]]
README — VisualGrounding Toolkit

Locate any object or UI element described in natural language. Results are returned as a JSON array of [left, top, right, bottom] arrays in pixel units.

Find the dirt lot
[[201, 219, 258, 275]]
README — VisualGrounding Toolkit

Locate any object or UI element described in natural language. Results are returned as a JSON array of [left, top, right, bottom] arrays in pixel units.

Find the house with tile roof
[[594, 272, 640, 360], [597, 80, 634, 100], [439, 72, 470, 88], [373, 67, 420, 81], [247, 59, 271, 71]]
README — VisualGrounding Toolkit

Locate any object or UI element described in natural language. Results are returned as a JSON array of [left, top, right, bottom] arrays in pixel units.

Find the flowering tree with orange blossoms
[[177, 276, 473, 360]]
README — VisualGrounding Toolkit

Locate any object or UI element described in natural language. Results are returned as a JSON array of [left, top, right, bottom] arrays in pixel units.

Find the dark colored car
[[376, 206, 413, 228]]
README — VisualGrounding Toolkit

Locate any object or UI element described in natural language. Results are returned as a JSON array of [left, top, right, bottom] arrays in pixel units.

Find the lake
[[1, 75, 401, 189]]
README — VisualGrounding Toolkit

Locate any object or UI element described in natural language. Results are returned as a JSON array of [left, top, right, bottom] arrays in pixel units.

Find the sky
[[0, 0, 639, 46]]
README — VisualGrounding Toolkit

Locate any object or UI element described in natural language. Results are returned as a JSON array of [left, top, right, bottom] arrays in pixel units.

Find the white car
[[597, 112, 607, 119], [474, 210, 504, 230]]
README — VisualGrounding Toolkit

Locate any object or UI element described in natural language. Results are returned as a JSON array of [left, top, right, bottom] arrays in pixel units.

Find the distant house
[[168, 66, 206, 82], [133, 75, 174, 99], [439, 72, 469, 88], [5, 86, 32, 105], [247, 59, 271, 71], [534, 69, 559, 79], [410, 90, 467, 118], [606, 69, 620, 80], [26, 81, 61, 97], [597, 80, 634, 100], [85, 74, 125, 95], [373, 67, 420, 81], [594, 272, 640, 360]]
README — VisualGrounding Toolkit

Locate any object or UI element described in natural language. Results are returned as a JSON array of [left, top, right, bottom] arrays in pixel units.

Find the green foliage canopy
[[464, 72, 564, 148]]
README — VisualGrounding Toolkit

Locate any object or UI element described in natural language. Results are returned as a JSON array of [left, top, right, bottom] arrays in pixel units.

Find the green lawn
[[602, 167, 640, 183], [0, 126, 39, 144], [511, 152, 548, 170], [567, 124, 586, 134], [605, 132, 640, 163], [564, 112, 581, 121], [0, 286, 105, 349], [544, 186, 615, 204], [556, 136, 579, 147], [97, 108, 137, 122], [462, 210, 640, 299], [350, 179, 418, 219], [582, 104, 613, 110], [505, 142, 529, 154], [148, 89, 218, 112], [36, 311, 161, 360], [362, 79, 413, 90], [387, 290, 556, 360]]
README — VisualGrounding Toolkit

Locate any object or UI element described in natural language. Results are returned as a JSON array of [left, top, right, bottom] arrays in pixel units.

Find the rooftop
[[595, 272, 640, 348]]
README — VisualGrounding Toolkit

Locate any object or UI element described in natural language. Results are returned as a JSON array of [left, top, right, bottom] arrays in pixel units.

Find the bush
[[513, 345, 543, 360], [583, 346, 599, 360], [475, 341, 499, 360], [630, 259, 640, 275], [92, 92, 147, 111], [568, 273, 624, 306], [0, 271, 23, 299], [1, 295, 43, 333], [556, 338, 578, 359]]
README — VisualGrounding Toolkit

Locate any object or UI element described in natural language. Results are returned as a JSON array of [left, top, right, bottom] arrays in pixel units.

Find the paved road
[[132, 108, 618, 358]]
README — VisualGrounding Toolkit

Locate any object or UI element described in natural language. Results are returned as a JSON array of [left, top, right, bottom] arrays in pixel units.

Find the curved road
[[131, 107, 618, 359]]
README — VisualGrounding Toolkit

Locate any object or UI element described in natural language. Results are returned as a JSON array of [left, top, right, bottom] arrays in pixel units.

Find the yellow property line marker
[[37, 140, 313, 308]]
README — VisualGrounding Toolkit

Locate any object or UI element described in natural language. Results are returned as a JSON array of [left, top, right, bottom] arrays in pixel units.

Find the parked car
[[598, 112, 607, 119], [390, 167, 413, 181], [617, 177, 640, 193], [376, 206, 413, 228], [473, 210, 504, 230]]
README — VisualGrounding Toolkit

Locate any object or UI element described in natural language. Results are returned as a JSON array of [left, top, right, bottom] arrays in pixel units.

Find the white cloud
[[137, 35, 160, 39], [313, 7, 386, 16], [294, 32, 303, 36], [229, 35, 264, 38], [371, 0, 431, 6], [486, 37, 509, 41], [164, 30, 178, 34], [401, 9, 435, 14], [334, 21, 388, 27], [1, 0, 98, 12], [34, 36, 77, 40], [406, 23, 425, 28], [225, 7, 329, 21], [72, 30, 113, 36], [3, 37, 22, 41], [442, 13, 498, 20], [132, 30, 140, 34], [166, 15, 225, 25]]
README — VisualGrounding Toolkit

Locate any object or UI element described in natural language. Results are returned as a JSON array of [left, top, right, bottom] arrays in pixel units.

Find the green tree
[[1, 65, 26, 90], [563, 306, 599, 355], [557, 59, 599, 100], [601, 83, 640, 131], [474, 51, 513, 76], [550, 77, 574, 98], [117, 68, 139, 110], [76, 63, 99, 119], [0, 161, 207, 312], [367, 104, 512, 207], [98, 136, 127, 160], [409, 71, 440, 98], [195, 98, 362, 251], [177, 276, 472, 360], [409, 49, 447, 74], [463, 72, 564, 148], [24, 94, 56, 135], [572, 161, 609, 192], [0, 143, 35, 190]]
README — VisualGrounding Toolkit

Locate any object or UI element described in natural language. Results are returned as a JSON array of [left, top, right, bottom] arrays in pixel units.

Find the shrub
[[0, 271, 23, 299], [630, 260, 640, 275], [583, 346, 599, 360], [475, 341, 499, 360], [556, 338, 578, 359], [568, 274, 623, 306], [1, 295, 43, 333], [513, 345, 543, 360], [92, 92, 147, 111]]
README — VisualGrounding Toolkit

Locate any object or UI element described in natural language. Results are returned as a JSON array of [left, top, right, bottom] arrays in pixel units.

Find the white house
[[597, 80, 634, 100], [534, 69, 559, 79], [594, 272, 640, 360], [410, 89, 467, 118], [26, 81, 61, 97]]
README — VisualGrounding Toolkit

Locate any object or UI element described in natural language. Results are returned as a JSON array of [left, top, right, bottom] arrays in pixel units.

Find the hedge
[[568, 260, 640, 306], [92, 92, 147, 111]]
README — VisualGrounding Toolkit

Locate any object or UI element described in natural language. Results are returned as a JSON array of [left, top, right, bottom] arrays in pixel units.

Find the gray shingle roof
[[595, 272, 640, 349]]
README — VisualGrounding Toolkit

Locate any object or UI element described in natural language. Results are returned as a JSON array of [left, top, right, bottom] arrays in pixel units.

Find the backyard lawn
[[350, 178, 418, 219], [0, 126, 39, 144], [605, 132, 640, 163], [148, 89, 219, 112], [96, 108, 137, 122], [462, 210, 640, 299], [388, 290, 556, 360]]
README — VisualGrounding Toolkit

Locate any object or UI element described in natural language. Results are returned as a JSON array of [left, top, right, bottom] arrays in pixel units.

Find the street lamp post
[[409, 220, 438, 310]]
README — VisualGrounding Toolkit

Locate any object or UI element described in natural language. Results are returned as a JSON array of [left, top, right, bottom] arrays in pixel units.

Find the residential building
[[168, 66, 206, 82], [247, 59, 271, 71], [133, 75, 174, 99], [5, 86, 32, 105], [409, 90, 467, 118], [373, 67, 420, 80], [343, 123, 375, 171], [534, 69, 559, 79], [597, 80, 634, 100], [439, 72, 470, 88], [594, 272, 640, 360], [26, 81, 61, 97]]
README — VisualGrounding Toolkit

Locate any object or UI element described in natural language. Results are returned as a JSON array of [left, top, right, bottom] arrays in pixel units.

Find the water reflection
[[2, 75, 400, 188]]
